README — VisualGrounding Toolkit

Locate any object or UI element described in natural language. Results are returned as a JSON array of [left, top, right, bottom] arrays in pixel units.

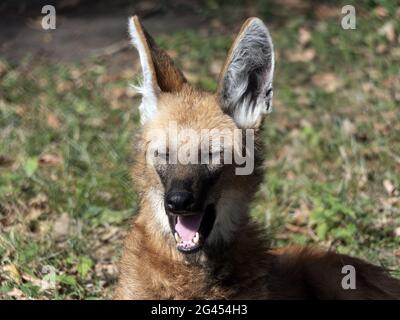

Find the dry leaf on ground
[[311, 73, 342, 93], [299, 27, 311, 46], [379, 22, 396, 43], [39, 154, 63, 166], [383, 179, 396, 196], [287, 48, 316, 62], [46, 113, 61, 129], [53, 213, 71, 240]]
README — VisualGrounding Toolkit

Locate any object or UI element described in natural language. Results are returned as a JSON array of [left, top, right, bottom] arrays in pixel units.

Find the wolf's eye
[[208, 150, 224, 165], [209, 150, 223, 158], [154, 149, 169, 162]]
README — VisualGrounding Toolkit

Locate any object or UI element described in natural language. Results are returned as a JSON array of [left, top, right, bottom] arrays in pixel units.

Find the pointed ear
[[217, 17, 274, 128], [128, 16, 187, 123]]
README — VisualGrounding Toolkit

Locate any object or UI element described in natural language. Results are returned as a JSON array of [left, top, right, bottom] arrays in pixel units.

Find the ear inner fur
[[217, 17, 274, 128], [130, 16, 158, 92], [217, 17, 256, 91]]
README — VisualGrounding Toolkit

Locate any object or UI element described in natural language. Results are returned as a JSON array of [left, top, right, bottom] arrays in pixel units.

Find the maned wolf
[[115, 16, 400, 299]]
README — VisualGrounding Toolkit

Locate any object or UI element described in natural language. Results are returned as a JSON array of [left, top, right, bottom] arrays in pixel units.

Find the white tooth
[[193, 232, 199, 244], [174, 232, 181, 243]]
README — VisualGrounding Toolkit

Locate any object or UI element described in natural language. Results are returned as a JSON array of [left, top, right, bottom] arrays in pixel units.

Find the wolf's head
[[129, 16, 274, 254]]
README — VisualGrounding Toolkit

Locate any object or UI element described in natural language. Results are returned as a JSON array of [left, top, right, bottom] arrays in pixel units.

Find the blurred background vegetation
[[0, 0, 399, 299]]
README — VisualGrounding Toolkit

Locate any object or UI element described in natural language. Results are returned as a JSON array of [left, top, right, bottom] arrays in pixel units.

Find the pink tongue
[[175, 214, 204, 241]]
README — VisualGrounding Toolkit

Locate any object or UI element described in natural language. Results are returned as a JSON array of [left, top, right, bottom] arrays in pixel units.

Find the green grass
[[1, 1, 399, 299]]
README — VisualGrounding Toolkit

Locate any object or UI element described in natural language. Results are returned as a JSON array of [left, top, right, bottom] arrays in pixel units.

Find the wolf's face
[[142, 92, 239, 252], [129, 16, 274, 253]]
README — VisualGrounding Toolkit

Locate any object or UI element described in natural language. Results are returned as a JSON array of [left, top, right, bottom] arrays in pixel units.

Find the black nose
[[166, 191, 194, 213]]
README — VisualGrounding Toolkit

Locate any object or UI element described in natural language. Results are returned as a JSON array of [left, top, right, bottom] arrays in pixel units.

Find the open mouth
[[168, 204, 216, 253]]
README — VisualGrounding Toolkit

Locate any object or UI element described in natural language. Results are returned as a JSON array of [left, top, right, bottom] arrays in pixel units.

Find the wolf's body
[[115, 16, 400, 299]]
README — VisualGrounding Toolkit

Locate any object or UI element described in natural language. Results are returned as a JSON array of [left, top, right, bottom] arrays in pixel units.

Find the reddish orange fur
[[115, 16, 400, 300]]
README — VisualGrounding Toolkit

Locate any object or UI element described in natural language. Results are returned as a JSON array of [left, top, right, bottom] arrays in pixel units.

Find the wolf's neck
[[122, 202, 270, 299]]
